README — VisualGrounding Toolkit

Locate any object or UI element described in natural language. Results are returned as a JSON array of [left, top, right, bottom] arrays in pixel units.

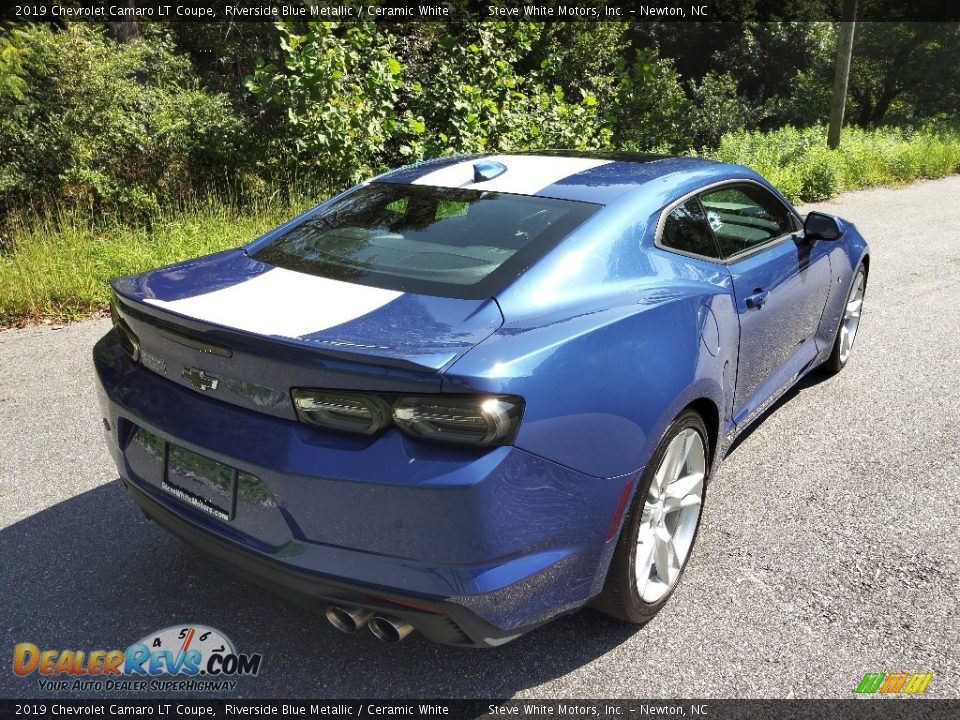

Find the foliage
[[847, 23, 960, 126], [634, 21, 837, 130], [3, 19, 958, 229], [246, 22, 611, 177], [713, 124, 960, 202], [527, 22, 628, 108], [167, 20, 283, 97], [0, 194, 312, 326], [711, 22, 836, 123], [0, 26, 28, 101], [0, 25, 247, 224], [638, 21, 960, 131], [770, 68, 834, 129], [687, 72, 754, 150], [245, 22, 408, 186], [604, 49, 690, 152], [413, 24, 610, 155]]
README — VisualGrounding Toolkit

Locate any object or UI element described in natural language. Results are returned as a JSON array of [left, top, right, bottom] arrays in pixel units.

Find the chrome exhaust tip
[[368, 615, 415, 643], [325, 606, 373, 633]]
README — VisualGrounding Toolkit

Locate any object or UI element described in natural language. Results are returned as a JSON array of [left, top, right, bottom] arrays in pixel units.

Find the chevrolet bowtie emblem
[[182, 366, 219, 392]]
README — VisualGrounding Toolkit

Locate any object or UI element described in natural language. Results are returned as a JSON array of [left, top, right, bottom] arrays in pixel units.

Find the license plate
[[161, 444, 237, 522]]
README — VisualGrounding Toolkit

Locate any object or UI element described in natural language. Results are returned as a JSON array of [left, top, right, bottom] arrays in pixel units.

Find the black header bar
[[1, 699, 959, 720], [2, 0, 960, 23]]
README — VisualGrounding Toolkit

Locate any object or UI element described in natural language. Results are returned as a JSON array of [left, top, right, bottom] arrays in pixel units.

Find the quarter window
[[660, 199, 722, 259], [699, 184, 796, 258]]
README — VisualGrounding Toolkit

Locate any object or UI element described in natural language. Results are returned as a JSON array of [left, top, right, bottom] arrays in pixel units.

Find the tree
[[245, 22, 407, 186], [848, 22, 960, 125]]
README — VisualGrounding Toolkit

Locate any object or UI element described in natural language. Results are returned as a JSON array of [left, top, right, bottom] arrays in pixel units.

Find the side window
[[660, 199, 721, 260], [699, 184, 796, 259]]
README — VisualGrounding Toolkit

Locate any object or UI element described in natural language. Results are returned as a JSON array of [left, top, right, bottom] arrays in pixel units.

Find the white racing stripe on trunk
[[144, 267, 403, 339], [411, 154, 611, 195]]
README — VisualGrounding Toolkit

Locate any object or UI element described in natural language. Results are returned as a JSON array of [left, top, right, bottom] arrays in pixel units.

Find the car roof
[[376, 151, 744, 205]]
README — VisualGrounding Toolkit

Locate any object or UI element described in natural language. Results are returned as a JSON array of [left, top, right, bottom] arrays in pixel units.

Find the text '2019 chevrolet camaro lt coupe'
[[95, 152, 869, 647]]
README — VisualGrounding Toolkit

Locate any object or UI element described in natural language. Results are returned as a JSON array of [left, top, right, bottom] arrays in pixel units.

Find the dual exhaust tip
[[325, 605, 414, 643]]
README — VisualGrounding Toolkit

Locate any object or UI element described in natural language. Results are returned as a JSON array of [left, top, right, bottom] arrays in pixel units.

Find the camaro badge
[[182, 366, 219, 391]]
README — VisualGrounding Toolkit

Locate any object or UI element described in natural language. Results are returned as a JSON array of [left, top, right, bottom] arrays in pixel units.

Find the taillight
[[110, 295, 140, 362], [392, 396, 522, 446], [291, 390, 391, 436], [291, 390, 524, 448]]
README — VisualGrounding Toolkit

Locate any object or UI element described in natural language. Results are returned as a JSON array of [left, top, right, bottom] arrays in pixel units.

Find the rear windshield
[[249, 183, 599, 298]]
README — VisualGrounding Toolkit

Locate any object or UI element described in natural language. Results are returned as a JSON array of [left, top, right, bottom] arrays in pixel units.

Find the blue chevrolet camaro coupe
[[95, 152, 869, 647]]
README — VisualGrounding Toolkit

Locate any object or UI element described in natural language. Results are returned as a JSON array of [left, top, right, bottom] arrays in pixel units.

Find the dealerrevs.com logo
[[13, 625, 263, 692]]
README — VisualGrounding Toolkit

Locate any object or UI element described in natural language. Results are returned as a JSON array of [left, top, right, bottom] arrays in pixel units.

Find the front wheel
[[823, 264, 866, 374], [594, 410, 709, 624]]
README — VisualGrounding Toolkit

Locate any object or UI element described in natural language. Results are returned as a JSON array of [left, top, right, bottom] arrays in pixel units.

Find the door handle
[[745, 289, 768, 309]]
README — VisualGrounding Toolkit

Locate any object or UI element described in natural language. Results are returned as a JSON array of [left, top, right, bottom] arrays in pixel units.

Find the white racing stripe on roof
[[411, 154, 611, 195], [144, 267, 402, 339]]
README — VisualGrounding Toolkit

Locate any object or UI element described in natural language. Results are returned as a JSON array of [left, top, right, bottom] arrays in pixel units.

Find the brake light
[[392, 396, 522, 447], [291, 390, 524, 448], [291, 390, 391, 436]]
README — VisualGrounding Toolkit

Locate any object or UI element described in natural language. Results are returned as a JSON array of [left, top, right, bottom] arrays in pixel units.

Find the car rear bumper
[[121, 475, 521, 646], [93, 331, 627, 646]]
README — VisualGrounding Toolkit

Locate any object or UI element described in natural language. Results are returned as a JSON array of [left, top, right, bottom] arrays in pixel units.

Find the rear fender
[[443, 282, 736, 480]]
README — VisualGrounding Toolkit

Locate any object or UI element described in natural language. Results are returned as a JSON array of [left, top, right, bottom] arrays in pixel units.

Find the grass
[[0, 196, 313, 327], [1, 123, 959, 327], [712, 123, 960, 203]]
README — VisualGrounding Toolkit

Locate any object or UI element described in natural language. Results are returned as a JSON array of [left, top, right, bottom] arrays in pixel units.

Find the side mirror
[[804, 211, 845, 240]]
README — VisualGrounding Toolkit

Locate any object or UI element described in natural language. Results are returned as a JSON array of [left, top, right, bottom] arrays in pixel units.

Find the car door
[[698, 183, 833, 427]]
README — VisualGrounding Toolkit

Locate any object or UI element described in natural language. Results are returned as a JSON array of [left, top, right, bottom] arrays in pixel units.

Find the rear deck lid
[[111, 250, 503, 417]]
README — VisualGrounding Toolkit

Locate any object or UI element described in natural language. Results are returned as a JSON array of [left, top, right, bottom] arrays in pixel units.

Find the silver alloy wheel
[[636, 428, 705, 603], [838, 271, 865, 364]]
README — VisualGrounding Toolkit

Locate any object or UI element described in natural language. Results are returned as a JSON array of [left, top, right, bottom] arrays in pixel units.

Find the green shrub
[[0, 25, 246, 224], [245, 22, 409, 187], [714, 124, 960, 203], [415, 24, 611, 156], [687, 72, 754, 150], [0, 28, 28, 101], [246, 22, 612, 176], [799, 146, 843, 201], [609, 48, 690, 152]]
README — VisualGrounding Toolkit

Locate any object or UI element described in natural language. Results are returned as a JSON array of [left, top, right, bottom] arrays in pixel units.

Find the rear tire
[[594, 410, 709, 624], [823, 263, 866, 374]]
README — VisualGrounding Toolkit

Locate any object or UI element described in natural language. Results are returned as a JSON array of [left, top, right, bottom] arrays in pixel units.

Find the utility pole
[[828, 0, 858, 149]]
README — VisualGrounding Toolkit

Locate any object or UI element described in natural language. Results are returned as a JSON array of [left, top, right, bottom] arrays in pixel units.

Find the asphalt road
[[1, 176, 958, 700]]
